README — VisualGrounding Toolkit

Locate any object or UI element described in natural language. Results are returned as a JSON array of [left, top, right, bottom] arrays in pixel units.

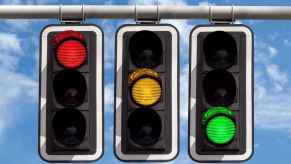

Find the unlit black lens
[[203, 70, 236, 106], [52, 109, 86, 147], [129, 30, 162, 68], [203, 31, 237, 69], [128, 108, 162, 146], [53, 70, 86, 106]]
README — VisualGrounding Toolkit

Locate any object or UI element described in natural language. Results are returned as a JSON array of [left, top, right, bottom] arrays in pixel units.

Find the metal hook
[[134, 3, 138, 23], [81, 3, 86, 23], [59, 4, 63, 23], [231, 5, 235, 24], [209, 6, 214, 24], [156, 0, 160, 23]]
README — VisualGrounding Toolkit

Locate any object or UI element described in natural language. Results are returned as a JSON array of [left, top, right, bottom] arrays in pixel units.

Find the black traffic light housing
[[189, 25, 253, 162], [114, 24, 179, 161], [39, 25, 103, 162]]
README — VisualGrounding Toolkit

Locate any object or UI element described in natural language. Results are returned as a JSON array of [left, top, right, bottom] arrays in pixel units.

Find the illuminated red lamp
[[53, 30, 87, 69]]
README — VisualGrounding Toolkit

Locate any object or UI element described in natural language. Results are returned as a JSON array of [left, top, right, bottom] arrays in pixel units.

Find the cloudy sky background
[[0, 0, 291, 163]]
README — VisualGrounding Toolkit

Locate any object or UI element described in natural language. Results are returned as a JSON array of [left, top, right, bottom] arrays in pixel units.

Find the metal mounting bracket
[[134, 4, 160, 24], [209, 5, 236, 24], [59, 4, 86, 24]]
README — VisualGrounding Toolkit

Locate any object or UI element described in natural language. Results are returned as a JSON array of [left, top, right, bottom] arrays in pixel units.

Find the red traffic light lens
[[56, 40, 87, 69], [53, 31, 87, 69]]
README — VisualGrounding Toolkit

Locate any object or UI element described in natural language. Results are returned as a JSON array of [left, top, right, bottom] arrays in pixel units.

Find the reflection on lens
[[53, 70, 86, 106], [128, 108, 162, 146], [129, 30, 162, 68], [52, 109, 86, 147], [203, 31, 237, 69], [203, 70, 236, 106]]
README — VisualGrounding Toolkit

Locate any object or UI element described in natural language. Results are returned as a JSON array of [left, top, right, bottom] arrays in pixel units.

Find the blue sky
[[0, 0, 291, 163]]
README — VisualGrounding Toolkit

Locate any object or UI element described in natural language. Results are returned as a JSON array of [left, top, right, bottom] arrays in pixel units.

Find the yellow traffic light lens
[[131, 77, 161, 106]]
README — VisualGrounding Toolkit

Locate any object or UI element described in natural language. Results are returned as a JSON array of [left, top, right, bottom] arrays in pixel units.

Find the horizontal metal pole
[[0, 5, 291, 20]]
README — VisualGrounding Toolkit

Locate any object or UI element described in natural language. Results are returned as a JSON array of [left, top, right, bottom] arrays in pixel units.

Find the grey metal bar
[[0, 5, 291, 20]]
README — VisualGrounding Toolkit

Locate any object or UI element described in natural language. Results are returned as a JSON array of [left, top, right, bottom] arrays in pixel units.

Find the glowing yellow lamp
[[131, 77, 161, 106]]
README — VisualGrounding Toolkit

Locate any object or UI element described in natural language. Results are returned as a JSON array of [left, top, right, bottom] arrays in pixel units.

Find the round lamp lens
[[53, 70, 87, 106], [129, 30, 162, 68], [128, 108, 162, 146], [203, 31, 237, 69], [131, 77, 161, 106], [203, 70, 236, 106], [56, 39, 87, 69], [206, 115, 236, 145], [52, 109, 86, 147]]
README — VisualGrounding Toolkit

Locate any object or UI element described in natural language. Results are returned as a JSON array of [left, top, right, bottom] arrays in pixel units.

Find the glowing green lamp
[[202, 106, 236, 145]]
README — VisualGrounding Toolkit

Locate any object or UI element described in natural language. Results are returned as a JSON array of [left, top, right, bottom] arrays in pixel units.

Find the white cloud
[[104, 83, 114, 112], [255, 39, 278, 64], [266, 64, 288, 91], [0, 31, 37, 138], [254, 39, 291, 137], [180, 65, 188, 121], [0, 33, 22, 71], [0, 69, 36, 108], [0, 33, 21, 53], [283, 39, 291, 46], [255, 84, 291, 136], [4, 20, 33, 32], [268, 46, 278, 57]]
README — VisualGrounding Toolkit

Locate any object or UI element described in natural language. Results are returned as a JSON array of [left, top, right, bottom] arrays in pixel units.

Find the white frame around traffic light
[[114, 24, 179, 161], [189, 25, 253, 162], [39, 25, 104, 162]]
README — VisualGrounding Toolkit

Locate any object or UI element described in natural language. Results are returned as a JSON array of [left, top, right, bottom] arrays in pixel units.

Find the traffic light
[[39, 25, 103, 162], [114, 25, 179, 161], [189, 25, 253, 162]]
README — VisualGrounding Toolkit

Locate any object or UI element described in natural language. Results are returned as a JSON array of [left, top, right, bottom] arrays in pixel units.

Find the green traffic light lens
[[206, 115, 236, 145], [203, 106, 236, 145]]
